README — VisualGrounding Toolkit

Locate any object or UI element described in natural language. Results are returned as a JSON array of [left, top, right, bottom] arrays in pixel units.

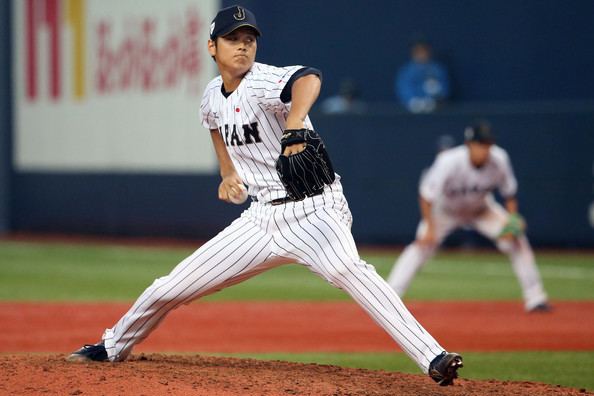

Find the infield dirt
[[1, 300, 593, 395]]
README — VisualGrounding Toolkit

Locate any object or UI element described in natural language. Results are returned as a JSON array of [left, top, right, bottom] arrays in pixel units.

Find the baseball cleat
[[67, 342, 109, 362], [528, 302, 552, 313], [428, 351, 463, 386]]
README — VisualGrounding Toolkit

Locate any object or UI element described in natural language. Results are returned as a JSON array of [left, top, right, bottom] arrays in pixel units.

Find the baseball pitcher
[[68, 5, 462, 386]]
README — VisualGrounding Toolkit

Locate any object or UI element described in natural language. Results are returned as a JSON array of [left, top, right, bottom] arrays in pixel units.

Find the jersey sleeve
[[249, 65, 322, 114], [200, 80, 219, 130], [419, 154, 448, 202], [496, 148, 518, 198], [279, 67, 323, 103]]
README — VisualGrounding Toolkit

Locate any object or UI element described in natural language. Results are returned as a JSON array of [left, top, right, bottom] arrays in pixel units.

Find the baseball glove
[[498, 212, 525, 238], [275, 128, 335, 201]]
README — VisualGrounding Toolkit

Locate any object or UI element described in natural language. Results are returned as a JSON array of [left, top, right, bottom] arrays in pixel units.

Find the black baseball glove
[[275, 128, 335, 201]]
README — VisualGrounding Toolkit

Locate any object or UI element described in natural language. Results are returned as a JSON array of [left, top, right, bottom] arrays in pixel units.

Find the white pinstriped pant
[[102, 184, 445, 372], [387, 198, 548, 310]]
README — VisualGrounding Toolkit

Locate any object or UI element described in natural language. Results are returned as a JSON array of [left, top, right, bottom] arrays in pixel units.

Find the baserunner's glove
[[498, 212, 525, 238], [275, 128, 335, 201]]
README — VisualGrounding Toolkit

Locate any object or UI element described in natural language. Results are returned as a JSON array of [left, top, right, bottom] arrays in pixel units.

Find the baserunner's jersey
[[420, 145, 517, 215], [200, 62, 336, 202]]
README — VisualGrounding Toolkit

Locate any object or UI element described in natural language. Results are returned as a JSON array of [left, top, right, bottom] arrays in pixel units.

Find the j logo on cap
[[233, 7, 246, 21]]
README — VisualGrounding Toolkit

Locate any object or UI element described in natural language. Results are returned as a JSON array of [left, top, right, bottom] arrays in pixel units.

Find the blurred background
[[1, 0, 593, 248]]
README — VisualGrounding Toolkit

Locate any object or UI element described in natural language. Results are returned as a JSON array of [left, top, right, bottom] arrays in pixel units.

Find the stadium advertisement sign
[[13, 0, 219, 172]]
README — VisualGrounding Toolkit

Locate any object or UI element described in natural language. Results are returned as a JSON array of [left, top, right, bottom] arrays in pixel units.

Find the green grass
[[211, 351, 594, 391], [0, 240, 592, 301], [382, 251, 594, 301], [0, 241, 187, 301]]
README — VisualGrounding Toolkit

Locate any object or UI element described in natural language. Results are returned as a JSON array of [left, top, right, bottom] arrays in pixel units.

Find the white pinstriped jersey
[[420, 145, 517, 214], [200, 62, 338, 202]]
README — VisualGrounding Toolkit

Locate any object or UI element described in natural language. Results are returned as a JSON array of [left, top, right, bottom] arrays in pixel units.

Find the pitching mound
[[1, 354, 591, 396]]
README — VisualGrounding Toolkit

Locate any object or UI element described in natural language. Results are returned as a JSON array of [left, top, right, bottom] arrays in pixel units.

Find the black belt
[[269, 197, 298, 206], [251, 190, 323, 206]]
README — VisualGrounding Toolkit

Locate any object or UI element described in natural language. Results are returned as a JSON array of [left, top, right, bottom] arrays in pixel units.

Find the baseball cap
[[464, 121, 495, 144], [210, 5, 261, 40]]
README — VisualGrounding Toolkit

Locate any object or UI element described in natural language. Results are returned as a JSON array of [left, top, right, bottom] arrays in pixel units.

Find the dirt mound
[[0, 354, 590, 396]]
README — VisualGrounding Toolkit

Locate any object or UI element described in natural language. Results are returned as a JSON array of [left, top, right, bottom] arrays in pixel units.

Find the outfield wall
[[11, 104, 594, 247], [0, 1, 11, 233]]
